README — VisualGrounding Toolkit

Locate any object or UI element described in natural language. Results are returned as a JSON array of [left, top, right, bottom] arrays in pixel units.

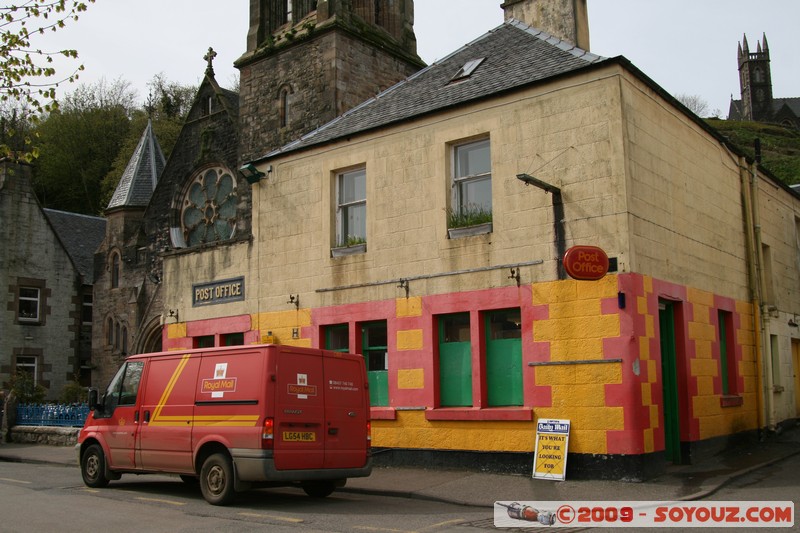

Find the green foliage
[[32, 78, 135, 214], [338, 235, 367, 247], [706, 119, 800, 186], [1, 1, 96, 161], [447, 204, 493, 229], [9, 371, 47, 404], [58, 375, 87, 403]]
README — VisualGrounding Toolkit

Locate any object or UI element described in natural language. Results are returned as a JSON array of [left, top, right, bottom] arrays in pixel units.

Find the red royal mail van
[[77, 344, 372, 505]]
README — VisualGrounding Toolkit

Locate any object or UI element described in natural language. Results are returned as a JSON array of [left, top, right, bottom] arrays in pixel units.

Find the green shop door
[[361, 321, 389, 407], [438, 313, 472, 407], [485, 309, 523, 406], [659, 301, 681, 463]]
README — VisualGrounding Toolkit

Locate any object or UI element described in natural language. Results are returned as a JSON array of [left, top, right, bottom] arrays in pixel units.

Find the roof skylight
[[450, 58, 486, 82]]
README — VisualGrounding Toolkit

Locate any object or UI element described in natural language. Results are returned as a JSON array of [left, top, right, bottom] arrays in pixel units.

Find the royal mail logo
[[288, 384, 317, 396], [202, 378, 237, 393], [288, 373, 317, 399]]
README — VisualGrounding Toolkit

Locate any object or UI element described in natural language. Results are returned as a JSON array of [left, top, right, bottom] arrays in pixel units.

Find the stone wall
[[9, 426, 79, 446]]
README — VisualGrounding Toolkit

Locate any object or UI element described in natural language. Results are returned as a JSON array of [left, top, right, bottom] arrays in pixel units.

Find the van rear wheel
[[200, 453, 235, 505], [81, 444, 110, 488], [302, 480, 336, 498]]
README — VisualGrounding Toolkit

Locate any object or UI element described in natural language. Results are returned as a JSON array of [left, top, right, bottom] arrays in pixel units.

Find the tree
[[1, 1, 95, 160], [33, 78, 136, 214], [675, 93, 710, 118]]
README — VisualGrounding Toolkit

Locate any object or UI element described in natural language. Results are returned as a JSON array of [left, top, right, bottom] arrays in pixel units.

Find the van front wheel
[[200, 453, 235, 505], [81, 444, 110, 488]]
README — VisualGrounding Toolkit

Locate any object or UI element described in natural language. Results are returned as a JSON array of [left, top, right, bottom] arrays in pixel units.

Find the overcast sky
[[36, 1, 798, 118]]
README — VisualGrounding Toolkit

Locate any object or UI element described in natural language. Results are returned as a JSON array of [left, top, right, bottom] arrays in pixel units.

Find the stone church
[[93, 0, 800, 479], [728, 33, 800, 129]]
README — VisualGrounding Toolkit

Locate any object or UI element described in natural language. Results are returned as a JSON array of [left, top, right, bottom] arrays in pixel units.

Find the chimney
[[501, 0, 590, 51]]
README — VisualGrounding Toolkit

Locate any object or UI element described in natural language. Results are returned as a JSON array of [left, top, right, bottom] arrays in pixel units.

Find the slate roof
[[107, 120, 166, 210], [727, 97, 800, 121], [257, 19, 605, 162], [43, 209, 106, 283]]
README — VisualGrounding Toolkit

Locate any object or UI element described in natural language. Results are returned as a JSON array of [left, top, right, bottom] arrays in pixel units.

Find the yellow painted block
[[167, 322, 187, 339], [699, 415, 724, 440], [567, 429, 607, 454], [534, 315, 620, 341], [637, 295, 648, 315], [575, 363, 621, 384], [737, 328, 754, 347], [688, 321, 716, 342], [396, 297, 422, 317], [548, 338, 604, 361], [640, 336, 651, 360], [575, 275, 618, 299], [735, 300, 754, 316], [691, 357, 719, 378], [396, 329, 423, 351], [647, 360, 657, 383], [536, 407, 624, 431], [548, 299, 601, 319], [688, 287, 714, 307], [641, 382, 652, 405], [534, 365, 577, 385], [532, 280, 577, 304], [397, 368, 424, 389], [740, 344, 754, 362], [692, 395, 720, 418], [551, 384, 606, 407], [649, 404, 659, 429], [692, 304, 710, 325], [645, 314, 654, 338], [694, 339, 712, 359], [696, 375, 715, 396], [643, 428, 654, 453], [643, 276, 653, 294]]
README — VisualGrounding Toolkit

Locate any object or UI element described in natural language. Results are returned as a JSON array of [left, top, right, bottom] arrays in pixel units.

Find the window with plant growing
[[450, 138, 492, 228], [336, 168, 366, 247]]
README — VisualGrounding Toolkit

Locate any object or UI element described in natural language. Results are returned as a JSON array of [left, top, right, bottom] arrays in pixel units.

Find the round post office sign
[[563, 246, 609, 280]]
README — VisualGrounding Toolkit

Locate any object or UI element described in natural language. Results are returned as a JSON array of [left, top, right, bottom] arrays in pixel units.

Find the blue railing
[[16, 403, 90, 427]]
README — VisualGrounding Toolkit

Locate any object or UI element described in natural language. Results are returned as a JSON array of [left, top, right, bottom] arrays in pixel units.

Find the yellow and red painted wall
[[162, 272, 758, 477]]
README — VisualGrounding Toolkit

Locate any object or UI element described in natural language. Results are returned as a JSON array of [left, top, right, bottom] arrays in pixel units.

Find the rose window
[[181, 167, 238, 247]]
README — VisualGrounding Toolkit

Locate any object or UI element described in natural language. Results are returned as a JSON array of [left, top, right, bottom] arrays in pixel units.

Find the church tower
[[737, 33, 774, 122], [501, 0, 590, 51], [236, 0, 425, 163]]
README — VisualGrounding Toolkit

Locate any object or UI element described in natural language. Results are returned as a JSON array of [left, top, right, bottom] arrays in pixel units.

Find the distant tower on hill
[[737, 33, 773, 122]]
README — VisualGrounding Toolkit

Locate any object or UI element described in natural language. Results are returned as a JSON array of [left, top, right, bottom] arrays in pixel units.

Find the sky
[[32, 1, 799, 118]]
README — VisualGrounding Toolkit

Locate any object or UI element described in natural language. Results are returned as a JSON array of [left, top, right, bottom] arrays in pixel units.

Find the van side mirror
[[87, 388, 100, 411]]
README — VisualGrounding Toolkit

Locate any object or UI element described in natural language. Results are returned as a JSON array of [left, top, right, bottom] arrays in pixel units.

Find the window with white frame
[[335, 168, 367, 247], [18, 287, 41, 322], [451, 138, 492, 228], [15, 355, 38, 384]]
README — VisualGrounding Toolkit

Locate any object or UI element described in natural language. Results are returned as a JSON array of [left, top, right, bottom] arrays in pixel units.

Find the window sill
[[331, 243, 366, 257], [720, 395, 744, 408], [370, 407, 397, 420], [447, 222, 492, 239], [425, 407, 532, 421]]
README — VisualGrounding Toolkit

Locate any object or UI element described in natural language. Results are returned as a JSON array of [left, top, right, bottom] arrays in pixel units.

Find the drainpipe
[[749, 141, 776, 430], [739, 155, 764, 430]]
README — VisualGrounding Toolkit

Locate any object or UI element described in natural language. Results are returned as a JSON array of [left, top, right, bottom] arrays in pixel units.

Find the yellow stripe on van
[[147, 354, 260, 428], [152, 354, 191, 422]]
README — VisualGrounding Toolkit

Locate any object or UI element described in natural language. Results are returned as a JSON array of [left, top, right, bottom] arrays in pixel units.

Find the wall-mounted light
[[166, 309, 179, 322], [789, 319, 798, 328], [287, 294, 300, 309], [239, 163, 268, 184], [516, 173, 561, 194], [397, 279, 410, 298]]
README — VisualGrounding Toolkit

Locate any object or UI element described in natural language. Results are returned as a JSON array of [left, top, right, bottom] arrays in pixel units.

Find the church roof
[[107, 120, 166, 210], [727, 97, 800, 122], [256, 19, 605, 161], [43, 209, 106, 283]]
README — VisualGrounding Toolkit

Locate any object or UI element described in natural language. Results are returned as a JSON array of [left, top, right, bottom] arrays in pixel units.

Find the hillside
[[706, 119, 800, 186]]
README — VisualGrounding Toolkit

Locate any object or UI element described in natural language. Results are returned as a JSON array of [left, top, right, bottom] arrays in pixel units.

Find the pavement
[[1, 423, 799, 508]]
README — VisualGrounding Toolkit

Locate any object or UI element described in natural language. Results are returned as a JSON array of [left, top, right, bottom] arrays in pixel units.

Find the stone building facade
[[1, 160, 105, 399]]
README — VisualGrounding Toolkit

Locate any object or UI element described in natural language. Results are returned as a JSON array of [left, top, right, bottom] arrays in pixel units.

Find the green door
[[485, 309, 523, 406], [438, 313, 472, 407], [361, 321, 389, 407], [659, 302, 681, 463]]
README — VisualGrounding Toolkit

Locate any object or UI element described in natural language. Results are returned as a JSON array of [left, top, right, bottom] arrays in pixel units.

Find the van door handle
[[144, 410, 151, 423], [348, 411, 357, 417], [328, 428, 338, 435]]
